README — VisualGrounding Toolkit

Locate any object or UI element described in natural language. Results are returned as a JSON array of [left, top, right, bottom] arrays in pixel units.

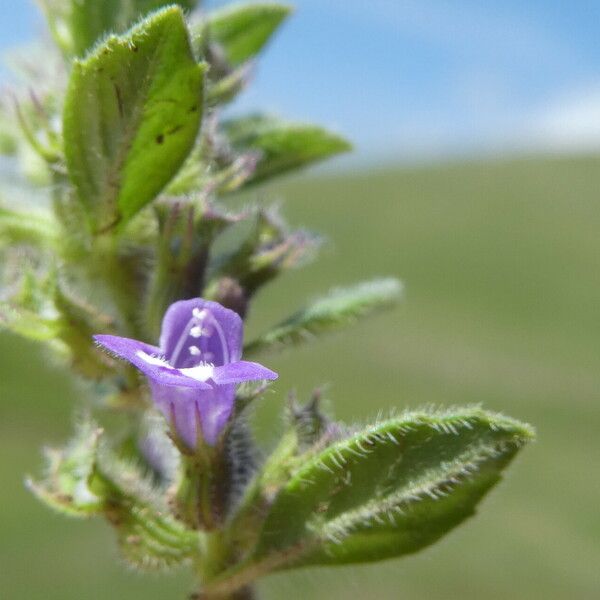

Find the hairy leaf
[[206, 63, 252, 106], [195, 2, 291, 66], [98, 453, 199, 571], [0, 302, 61, 342], [26, 419, 105, 517], [222, 114, 351, 184], [41, 0, 199, 56], [0, 206, 58, 248], [244, 278, 402, 356], [253, 407, 534, 568], [28, 419, 199, 570], [116, 503, 199, 571], [63, 7, 205, 231]]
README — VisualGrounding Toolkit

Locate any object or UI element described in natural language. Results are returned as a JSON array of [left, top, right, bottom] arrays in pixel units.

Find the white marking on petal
[[202, 312, 229, 364], [189, 345, 201, 356], [136, 350, 170, 367], [180, 363, 214, 382], [190, 325, 203, 338], [192, 308, 208, 320]]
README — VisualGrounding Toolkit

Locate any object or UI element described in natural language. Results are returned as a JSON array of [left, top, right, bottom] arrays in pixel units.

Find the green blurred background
[[2, 155, 599, 598]]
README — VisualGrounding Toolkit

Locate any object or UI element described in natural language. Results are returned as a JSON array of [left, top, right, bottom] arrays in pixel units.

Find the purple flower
[[94, 299, 277, 449]]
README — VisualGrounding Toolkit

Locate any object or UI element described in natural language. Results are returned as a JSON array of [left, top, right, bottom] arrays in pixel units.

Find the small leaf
[[208, 207, 319, 299], [144, 201, 241, 338], [253, 407, 534, 568], [245, 278, 402, 356], [97, 452, 199, 571], [206, 63, 252, 106], [0, 104, 18, 155], [0, 302, 61, 342], [195, 2, 291, 66], [29, 418, 199, 570], [287, 390, 332, 451], [40, 0, 199, 56], [63, 7, 205, 231], [0, 206, 58, 248], [116, 503, 199, 571], [222, 114, 351, 184], [26, 419, 105, 517]]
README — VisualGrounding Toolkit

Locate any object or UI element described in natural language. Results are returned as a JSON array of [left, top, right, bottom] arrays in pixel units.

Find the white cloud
[[527, 85, 600, 151]]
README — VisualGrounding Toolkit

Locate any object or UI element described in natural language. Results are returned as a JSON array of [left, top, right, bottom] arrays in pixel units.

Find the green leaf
[[222, 114, 351, 184], [63, 7, 205, 231], [97, 452, 200, 571], [26, 419, 105, 517], [0, 109, 18, 155], [244, 278, 402, 356], [206, 208, 318, 303], [195, 2, 291, 66], [28, 418, 199, 570], [0, 206, 58, 248], [115, 503, 199, 571], [286, 390, 332, 452], [0, 302, 61, 342], [206, 63, 251, 106], [41, 0, 199, 57], [253, 407, 534, 569], [143, 200, 238, 339], [226, 390, 336, 554]]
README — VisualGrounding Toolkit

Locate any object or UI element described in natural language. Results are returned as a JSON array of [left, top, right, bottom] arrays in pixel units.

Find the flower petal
[[211, 360, 278, 385], [150, 383, 236, 448], [94, 334, 211, 389], [159, 298, 243, 368]]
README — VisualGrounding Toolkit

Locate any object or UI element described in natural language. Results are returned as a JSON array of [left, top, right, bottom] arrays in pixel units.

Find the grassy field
[[1, 154, 599, 599]]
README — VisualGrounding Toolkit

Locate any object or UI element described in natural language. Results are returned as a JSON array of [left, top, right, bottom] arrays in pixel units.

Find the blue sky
[[2, 0, 600, 163]]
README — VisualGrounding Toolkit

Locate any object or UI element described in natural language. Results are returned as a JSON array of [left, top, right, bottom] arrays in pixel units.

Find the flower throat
[[169, 307, 230, 368]]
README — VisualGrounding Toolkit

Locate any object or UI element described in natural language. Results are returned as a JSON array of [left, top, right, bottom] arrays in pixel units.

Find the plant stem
[[192, 586, 255, 600], [193, 529, 257, 600]]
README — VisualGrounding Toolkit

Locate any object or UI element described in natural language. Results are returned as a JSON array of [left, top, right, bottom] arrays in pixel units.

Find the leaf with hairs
[[194, 2, 291, 66], [41, 0, 199, 56], [63, 7, 205, 231], [222, 114, 351, 185], [204, 408, 533, 596], [255, 408, 534, 567], [244, 278, 402, 356]]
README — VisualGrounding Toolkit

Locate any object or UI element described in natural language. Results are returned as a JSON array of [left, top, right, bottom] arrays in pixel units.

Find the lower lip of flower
[[136, 350, 215, 383]]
